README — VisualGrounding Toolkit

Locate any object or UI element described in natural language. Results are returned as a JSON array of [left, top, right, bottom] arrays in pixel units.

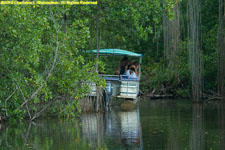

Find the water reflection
[[190, 104, 204, 150], [219, 102, 225, 150], [81, 107, 143, 150], [1, 100, 225, 150], [140, 100, 225, 150], [0, 120, 91, 150]]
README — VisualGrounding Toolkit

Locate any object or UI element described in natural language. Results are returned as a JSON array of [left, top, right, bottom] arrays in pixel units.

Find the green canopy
[[88, 49, 142, 57]]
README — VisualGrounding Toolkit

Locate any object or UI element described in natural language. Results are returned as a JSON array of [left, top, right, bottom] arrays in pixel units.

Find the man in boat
[[120, 56, 128, 74]]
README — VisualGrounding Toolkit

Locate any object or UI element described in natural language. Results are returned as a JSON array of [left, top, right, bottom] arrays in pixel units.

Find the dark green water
[[0, 100, 225, 150]]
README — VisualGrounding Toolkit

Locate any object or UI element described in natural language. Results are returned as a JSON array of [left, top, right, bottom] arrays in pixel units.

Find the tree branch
[[17, 85, 31, 119], [4, 90, 16, 117], [20, 7, 60, 108], [31, 97, 57, 121]]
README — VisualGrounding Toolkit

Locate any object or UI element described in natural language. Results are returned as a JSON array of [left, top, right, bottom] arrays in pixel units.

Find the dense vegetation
[[0, 0, 224, 121]]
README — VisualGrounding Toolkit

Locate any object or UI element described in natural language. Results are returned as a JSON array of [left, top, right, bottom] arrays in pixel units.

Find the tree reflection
[[220, 101, 225, 150], [81, 113, 106, 149], [0, 119, 91, 150], [190, 104, 205, 150]]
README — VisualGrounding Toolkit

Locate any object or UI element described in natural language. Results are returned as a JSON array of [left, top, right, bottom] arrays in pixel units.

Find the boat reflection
[[81, 107, 143, 150]]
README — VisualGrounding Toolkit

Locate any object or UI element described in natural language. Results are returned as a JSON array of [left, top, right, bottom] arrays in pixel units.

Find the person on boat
[[133, 61, 140, 75], [120, 56, 128, 74], [128, 61, 138, 75], [124, 61, 133, 76], [124, 68, 130, 76], [114, 68, 120, 75], [129, 67, 137, 79]]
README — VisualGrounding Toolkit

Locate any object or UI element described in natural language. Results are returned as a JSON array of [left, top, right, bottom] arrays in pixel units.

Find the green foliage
[[0, 0, 223, 121], [0, 5, 104, 121], [141, 47, 191, 98]]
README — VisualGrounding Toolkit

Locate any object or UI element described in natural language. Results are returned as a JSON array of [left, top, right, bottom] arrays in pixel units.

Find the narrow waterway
[[0, 100, 225, 150]]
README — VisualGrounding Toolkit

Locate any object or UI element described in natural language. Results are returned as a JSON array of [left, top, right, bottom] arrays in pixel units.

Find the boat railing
[[98, 74, 139, 81]]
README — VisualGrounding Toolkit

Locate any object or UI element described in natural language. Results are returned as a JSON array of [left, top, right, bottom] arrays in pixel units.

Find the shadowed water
[[0, 100, 225, 150]]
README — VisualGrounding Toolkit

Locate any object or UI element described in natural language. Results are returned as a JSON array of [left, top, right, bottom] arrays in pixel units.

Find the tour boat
[[88, 49, 143, 105]]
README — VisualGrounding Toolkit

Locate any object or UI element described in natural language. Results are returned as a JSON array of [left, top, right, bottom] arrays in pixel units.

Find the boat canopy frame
[[88, 49, 143, 57], [88, 49, 143, 79]]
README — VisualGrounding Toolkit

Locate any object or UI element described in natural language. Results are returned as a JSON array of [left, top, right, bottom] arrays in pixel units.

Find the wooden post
[[138, 56, 142, 80]]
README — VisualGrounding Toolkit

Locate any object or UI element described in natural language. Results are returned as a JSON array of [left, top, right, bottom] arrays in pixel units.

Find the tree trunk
[[218, 0, 225, 99], [188, 0, 203, 102], [163, 2, 180, 69]]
